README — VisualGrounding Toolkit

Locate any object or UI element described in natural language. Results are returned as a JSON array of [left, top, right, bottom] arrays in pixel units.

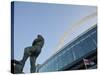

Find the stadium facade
[[37, 25, 97, 72]]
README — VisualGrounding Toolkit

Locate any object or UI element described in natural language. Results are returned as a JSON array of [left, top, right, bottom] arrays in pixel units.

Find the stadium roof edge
[[39, 24, 97, 68]]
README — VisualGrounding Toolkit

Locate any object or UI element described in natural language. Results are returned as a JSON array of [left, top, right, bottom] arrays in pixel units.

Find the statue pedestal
[[11, 60, 24, 74]]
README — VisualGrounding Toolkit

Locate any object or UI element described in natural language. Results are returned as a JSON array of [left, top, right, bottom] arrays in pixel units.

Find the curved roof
[[39, 24, 97, 69]]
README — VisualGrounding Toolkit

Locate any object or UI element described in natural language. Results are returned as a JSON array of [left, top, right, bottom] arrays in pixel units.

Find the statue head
[[32, 34, 44, 46], [37, 34, 44, 39]]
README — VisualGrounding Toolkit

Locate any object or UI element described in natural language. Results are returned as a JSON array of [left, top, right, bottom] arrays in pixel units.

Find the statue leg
[[20, 48, 30, 71], [30, 56, 36, 73]]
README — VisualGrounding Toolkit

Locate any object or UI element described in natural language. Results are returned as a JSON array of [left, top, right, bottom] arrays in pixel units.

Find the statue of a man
[[20, 34, 44, 73]]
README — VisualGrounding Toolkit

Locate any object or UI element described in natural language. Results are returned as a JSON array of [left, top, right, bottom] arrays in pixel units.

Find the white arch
[[54, 12, 97, 53]]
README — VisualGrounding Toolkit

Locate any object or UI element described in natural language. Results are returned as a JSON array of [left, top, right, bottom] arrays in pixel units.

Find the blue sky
[[13, 1, 97, 73]]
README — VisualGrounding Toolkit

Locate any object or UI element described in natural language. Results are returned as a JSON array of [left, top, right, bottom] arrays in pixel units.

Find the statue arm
[[32, 39, 38, 46], [32, 38, 42, 46]]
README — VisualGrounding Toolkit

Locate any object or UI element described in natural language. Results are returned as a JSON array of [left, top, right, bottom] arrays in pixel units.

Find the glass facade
[[38, 25, 97, 72]]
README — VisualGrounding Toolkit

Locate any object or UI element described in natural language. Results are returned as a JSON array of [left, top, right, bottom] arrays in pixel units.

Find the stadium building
[[37, 24, 97, 72]]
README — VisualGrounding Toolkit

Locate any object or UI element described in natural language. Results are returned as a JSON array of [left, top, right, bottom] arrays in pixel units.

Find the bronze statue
[[12, 35, 44, 73]]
